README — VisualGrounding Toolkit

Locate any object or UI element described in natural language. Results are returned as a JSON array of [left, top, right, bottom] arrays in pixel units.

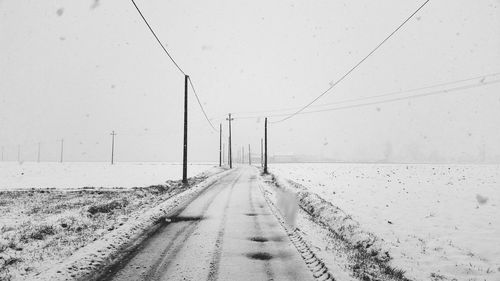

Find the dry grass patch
[[0, 176, 207, 280]]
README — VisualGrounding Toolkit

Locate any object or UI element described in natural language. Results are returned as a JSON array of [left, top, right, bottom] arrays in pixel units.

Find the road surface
[[103, 166, 314, 281]]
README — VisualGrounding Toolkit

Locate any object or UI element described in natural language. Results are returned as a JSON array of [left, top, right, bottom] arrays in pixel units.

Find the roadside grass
[[0, 176, 206, 281], [350, 245, 410, 281], [263, 173, 412, 281]]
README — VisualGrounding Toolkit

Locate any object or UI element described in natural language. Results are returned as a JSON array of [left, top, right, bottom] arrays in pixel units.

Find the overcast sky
[[1, 0, 499, 163]]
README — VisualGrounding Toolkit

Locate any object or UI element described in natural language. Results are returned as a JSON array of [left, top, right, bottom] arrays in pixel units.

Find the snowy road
[[103, 166, 314, 281]]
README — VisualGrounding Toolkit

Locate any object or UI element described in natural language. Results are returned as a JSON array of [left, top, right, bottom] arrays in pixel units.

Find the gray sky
[[1, 0, 499, 163]]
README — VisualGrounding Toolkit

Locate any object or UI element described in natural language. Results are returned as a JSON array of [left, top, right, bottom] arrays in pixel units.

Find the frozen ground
[[270, 163, 500, 281], [0, 167, 225, 281], [0, 162, 216, 189]]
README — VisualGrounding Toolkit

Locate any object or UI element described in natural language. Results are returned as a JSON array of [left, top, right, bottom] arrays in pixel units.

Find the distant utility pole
[[264, 117, 268, 174], [226, 113, 234, 168], [260, 138, 263, 168], [182, 75, 189, 184], [17, 145, 20, 163], [248, 144, 251, 165], [37, 142, 41, 163], [60, 139, 64, 163], [110, 131, 116, 165], [219, 124, 222, 167]]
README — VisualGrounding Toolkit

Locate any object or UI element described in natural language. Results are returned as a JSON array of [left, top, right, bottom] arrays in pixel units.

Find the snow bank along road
[[102, 166, 317, 281]]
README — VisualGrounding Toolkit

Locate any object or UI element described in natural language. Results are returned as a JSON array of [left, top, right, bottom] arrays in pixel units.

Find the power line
[[130, 0, 186, 75], [130, 0, 219, 133], [314, 72, 500, 109], [234, 71, 500, 116], [234, 79, 500, 120], [298, 79, 500, 115], [188, 77, 219, 132], [272, 0, 431, 123]]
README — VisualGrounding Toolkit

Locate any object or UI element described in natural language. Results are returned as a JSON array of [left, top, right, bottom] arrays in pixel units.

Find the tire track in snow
[[206, 173, 243, 281], [98, 171, 232, 281], [248, 178, 275, 281], [258, 182, 336, 281], [144, 171, 243, 281]]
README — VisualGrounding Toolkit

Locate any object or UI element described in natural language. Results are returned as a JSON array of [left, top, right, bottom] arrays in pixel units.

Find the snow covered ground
[[0, 165, 226, 281], [270, 163, 500, 281], [0, 162, 216, 189]]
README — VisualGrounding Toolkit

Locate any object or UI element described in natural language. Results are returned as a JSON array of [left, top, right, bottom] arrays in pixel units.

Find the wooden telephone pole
[[182, 75, 189, 184], [226, 113, 234, 168], [111, 131, 116, 165], [260, 138, 263, 168], [60, 139, 64, 163], [219, 124, 222, 167], [248, 144, 251, 165], [264, 118, 268, 174]]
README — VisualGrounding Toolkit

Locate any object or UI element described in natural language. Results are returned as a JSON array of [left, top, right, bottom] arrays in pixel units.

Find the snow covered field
[[270, 163, 500, 281], [0, 162, 216, 189]]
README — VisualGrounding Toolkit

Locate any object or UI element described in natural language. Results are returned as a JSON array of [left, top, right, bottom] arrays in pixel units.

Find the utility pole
[[248, 144, 251, 165], [37, 142, 41, 163], [242, 146, 245, 164], [60, 139, 64, 163], [226, 113, 234, 168], [219, 123, 222, 167], [264, 117, 268, 174], [260, 138, 263, 168], [182, 75, 189, 184], [110, 131, 116, 165]]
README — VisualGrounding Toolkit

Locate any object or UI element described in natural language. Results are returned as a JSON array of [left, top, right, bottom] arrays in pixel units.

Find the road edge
[[257, 171, 336, 281], [267, 173, 389, 260], [262, 171, 412, 281], [32, 168, 233, 281]]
